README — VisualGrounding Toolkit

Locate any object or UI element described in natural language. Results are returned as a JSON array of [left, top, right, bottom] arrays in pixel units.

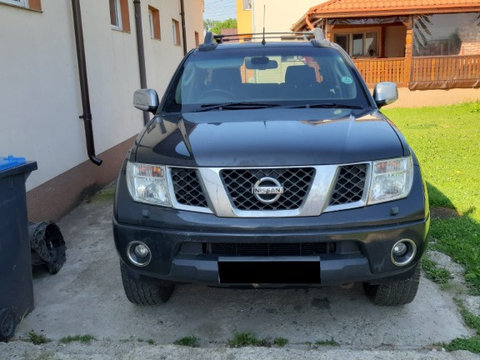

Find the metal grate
[[221, 168, 314, 211], [171, 168, 208, 208], [329, 164, 367, 206], [206, 242, 336, 256]]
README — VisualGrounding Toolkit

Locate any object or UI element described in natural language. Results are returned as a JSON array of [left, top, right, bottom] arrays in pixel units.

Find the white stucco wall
[[0, 0, 203, 191], [0, 1, 86, 190]]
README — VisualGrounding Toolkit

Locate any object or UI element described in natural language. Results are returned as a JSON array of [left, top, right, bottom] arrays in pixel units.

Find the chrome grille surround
[[167, 162, 371, 217]]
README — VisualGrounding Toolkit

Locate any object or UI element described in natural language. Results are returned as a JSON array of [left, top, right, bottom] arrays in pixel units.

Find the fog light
[[391, 239, 416, 267], [127, 241, 152, 267], [134, 244, 150, 257], [393, 242, 408, 257]]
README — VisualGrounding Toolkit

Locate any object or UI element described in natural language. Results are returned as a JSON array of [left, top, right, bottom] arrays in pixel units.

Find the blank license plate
[[218, 261, 320, 284]]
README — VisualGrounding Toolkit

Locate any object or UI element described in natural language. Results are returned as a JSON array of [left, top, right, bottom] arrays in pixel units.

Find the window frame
[[1, 0, 27, 7], [172, 18, 181, 46], [109, 0, 130, 32], [110, 0, 123, 30], [195, 31, 200, 47], [148, 5, 161, 40], [333, 27, 381, 58]]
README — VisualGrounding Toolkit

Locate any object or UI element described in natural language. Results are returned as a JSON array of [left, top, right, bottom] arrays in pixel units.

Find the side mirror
[[373, 82, 398, 108], [133, 89, 159, 113]]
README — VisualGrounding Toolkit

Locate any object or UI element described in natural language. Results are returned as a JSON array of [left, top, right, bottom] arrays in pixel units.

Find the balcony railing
[[353, 57, 407, 87], [410, 55, 480, 90]]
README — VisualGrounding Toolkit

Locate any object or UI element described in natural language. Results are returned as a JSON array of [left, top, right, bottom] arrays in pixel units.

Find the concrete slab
[[14, 194, 473, 350]]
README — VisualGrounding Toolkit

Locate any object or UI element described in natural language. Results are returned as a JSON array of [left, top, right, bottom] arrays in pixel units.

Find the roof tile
[[309, 0, 480, 17]]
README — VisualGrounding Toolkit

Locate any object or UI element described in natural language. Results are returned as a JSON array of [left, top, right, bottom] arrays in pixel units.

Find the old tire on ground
[[120, 261, 174, 305], [0, 308, 16, 342], [364, 264, 421, 306]]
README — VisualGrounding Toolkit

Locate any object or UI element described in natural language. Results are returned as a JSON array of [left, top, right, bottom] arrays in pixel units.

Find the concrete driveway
[[2, 188, 477, 359]]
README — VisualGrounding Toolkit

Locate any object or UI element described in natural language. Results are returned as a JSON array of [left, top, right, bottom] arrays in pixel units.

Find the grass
[[422, 256, 450, 285], [443, 300, 480, 353], [273, 337, 289, 347], [384, 102, 480, 294], [384, 102, 480, 353], [227, 331, 271, 347], [174, 335, 200, 347], [59, 334, 96, 344], [314, 338, 340, 347], [88, 185, 115, 203], [28, 330, 51, 345]]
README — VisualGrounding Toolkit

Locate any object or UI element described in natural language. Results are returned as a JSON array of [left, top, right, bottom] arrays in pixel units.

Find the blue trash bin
[[0, 156, 37, 341]]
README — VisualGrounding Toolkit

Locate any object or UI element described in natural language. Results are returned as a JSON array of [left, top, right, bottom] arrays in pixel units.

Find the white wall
[[251, 0, 324, 33], [0, 0, 203, 191], [0, 1, 86, 190]]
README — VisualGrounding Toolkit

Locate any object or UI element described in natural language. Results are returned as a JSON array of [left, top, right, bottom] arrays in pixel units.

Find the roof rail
[[199, 30, 331, 50], [213, 31, 317, 44], [199, 31, 217, 51]]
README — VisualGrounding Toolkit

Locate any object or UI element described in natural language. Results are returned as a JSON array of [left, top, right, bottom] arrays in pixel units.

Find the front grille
[[170, 168, 208, 208], [206, 242, 336, 256], [329, 164, 367, 206], [221, 168, 315, 211]]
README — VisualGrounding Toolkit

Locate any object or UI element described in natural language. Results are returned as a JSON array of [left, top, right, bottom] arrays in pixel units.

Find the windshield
[[163, 46, 370, 113]]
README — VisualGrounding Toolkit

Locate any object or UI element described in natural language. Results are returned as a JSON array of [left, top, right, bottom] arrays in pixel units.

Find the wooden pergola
[[292, 0, 480, 89]]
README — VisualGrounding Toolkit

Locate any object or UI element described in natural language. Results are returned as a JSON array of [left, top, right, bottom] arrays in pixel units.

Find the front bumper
[[113, 163, 429, 286], [114, 216, 429, 286]]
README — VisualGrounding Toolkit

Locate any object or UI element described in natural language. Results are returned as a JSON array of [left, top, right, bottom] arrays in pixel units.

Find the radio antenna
[[262, 5, 266, 45]]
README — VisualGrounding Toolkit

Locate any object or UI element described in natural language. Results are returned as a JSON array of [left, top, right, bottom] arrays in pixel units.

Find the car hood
[[133, 108, 406, 167]]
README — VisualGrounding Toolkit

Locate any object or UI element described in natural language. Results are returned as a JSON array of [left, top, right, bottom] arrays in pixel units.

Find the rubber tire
[[120, 261, 174, 305], [364, 264, 421, 306], [0, 309, 16, 342]]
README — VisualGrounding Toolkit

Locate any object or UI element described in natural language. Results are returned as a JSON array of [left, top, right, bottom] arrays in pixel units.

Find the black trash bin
[[0, 156, 37, 341]]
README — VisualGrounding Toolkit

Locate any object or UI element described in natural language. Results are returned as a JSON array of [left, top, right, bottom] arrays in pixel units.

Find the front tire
[[364, 264, 421, 306], [120, 261, 174, 305], [0, 308, 16, 342]]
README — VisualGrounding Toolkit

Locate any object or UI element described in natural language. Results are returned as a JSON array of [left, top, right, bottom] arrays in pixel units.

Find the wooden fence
[[353, 57, 407, 87], [352, 55, 480, 89]]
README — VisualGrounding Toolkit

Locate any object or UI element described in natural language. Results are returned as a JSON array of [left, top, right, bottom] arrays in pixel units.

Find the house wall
[[459, 22, 480, 55], [0, 0, 203, 221], [385, 25, 406, 57], [236, 0, 252, 34], [251, 0, 324, 33]]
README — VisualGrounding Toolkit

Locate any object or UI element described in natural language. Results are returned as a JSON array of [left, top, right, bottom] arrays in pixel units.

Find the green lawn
[[384, 102, 480, 352], [384, 102, 480, 294]]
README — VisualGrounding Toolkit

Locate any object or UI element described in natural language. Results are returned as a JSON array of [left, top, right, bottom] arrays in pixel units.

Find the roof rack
[[199, 29, 330, 51]]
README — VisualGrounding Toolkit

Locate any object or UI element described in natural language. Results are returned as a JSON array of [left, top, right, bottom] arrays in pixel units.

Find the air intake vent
[[171, 168, 208, 208], [329, 164, 367, 205]]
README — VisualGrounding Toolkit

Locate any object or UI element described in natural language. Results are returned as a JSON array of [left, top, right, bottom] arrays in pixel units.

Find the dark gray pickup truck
[[113, 31, 430, 306]]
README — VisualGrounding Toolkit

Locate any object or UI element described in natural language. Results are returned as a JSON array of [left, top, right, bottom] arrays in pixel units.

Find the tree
[[204, 18, 237, 34]]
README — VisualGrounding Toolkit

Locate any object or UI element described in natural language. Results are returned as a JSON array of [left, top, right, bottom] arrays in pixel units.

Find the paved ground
[[1, 189, 477, 359]]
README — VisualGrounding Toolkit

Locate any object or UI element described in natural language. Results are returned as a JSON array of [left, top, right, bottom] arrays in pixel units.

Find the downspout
[[71, 0, 102, 166], [133, 0, 150, 125], [180, 0, 187, 56]]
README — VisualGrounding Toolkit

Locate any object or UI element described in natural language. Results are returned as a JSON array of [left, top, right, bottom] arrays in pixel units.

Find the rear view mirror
[[246, 56, 278, 70], [373, 82, 398, 108], [133, 89, 159, 113]]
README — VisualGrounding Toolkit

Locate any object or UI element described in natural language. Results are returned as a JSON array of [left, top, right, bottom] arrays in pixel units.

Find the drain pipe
[[180, 0, 187, 56], [71, 0, 102, 166], [133, 0, 150, 125]]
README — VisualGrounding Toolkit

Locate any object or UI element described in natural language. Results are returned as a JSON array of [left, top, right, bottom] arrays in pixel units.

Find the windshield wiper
[[197, 102, 281, 112], [289, 103, 363, 109]]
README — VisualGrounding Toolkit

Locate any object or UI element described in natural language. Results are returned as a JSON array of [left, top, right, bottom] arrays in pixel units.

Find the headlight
[[367, 156, 413, 205], [126, 162, 172, 206]]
